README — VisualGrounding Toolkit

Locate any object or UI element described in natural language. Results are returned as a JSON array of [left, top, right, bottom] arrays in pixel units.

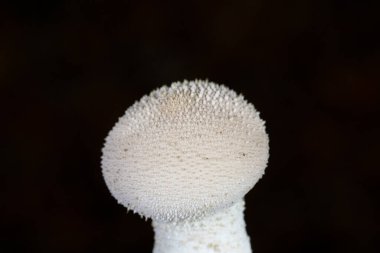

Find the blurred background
[[1, 0, 379, 252]]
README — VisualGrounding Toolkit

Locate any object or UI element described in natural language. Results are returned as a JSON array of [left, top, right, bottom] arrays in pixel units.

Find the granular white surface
[[101, 80, 269, 222], [152, 200, 251, 253]]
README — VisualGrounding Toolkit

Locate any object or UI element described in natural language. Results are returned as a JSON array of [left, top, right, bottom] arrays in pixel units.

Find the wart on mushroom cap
[[101, 80, 269, 222]]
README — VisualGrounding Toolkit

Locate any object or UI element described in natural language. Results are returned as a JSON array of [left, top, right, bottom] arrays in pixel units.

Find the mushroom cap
[[101, 80, 269, 222]]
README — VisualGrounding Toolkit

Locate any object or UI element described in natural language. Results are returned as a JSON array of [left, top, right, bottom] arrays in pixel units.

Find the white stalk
[[153, 200, 251, 253]]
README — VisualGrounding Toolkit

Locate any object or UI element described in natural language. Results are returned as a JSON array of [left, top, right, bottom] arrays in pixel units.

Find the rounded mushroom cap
[[101, 80, 269, 222]]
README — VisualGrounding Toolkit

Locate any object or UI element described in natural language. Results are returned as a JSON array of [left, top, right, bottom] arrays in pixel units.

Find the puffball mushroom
[[101, 80, 269, 253]]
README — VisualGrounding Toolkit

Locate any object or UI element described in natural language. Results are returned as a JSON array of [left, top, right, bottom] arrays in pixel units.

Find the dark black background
[[1, 0, 379, 253]]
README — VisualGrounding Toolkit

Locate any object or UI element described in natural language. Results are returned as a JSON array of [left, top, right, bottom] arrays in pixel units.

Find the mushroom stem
[[152, 199, 251, 253]]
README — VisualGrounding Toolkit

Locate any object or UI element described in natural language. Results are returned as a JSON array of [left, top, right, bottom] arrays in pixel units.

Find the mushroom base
[[152, 199, 252, 253]]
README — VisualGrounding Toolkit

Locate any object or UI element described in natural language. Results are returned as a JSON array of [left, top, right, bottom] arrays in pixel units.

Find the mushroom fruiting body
[[102, 80, 269, 253]]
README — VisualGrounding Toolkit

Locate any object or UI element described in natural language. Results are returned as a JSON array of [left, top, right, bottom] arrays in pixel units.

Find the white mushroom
[[101, 80, 269, 253]]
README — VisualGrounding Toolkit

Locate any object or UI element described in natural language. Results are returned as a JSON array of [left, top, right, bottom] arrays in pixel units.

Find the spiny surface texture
[[102, 80, 269, 222]]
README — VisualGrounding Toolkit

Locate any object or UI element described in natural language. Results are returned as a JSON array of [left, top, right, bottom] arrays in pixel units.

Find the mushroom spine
[[101, 80, 269, 253]]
